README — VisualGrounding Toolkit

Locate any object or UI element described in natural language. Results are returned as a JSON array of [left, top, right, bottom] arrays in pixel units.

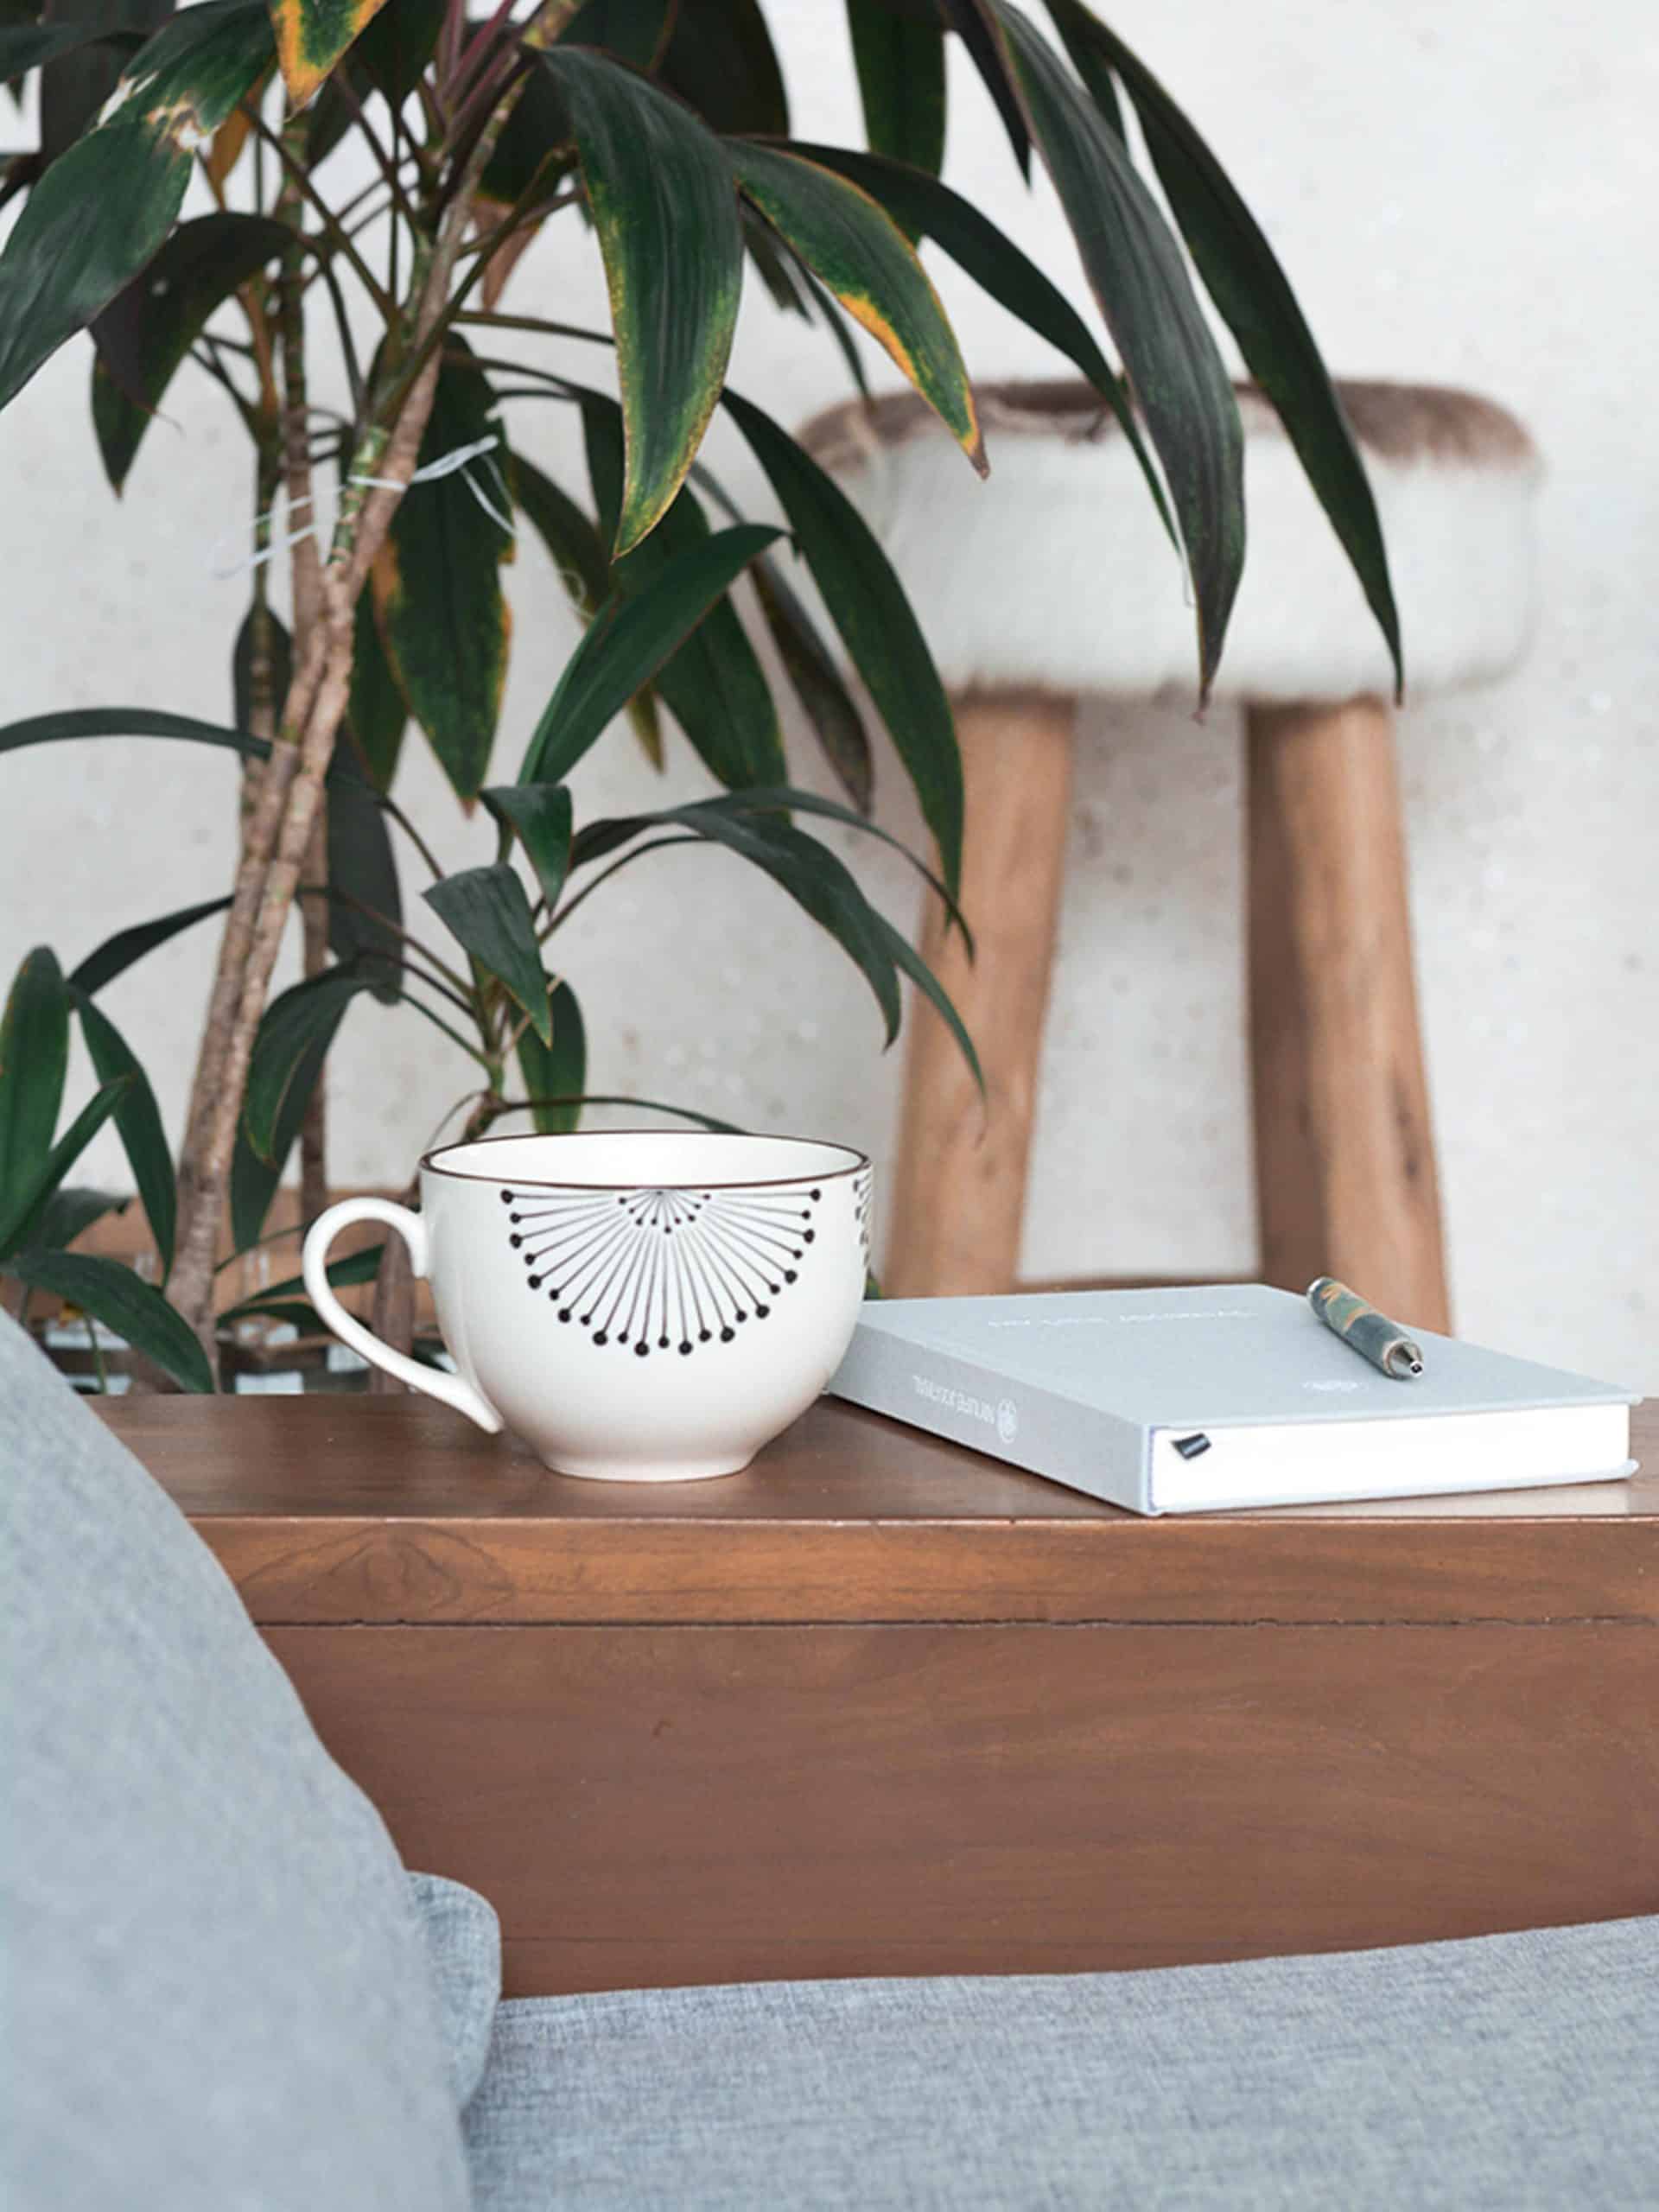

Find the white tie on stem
[[211, 433, 516, 579]]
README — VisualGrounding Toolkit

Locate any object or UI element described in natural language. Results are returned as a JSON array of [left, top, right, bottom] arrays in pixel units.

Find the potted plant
[[0, 0, 1396, 1389]]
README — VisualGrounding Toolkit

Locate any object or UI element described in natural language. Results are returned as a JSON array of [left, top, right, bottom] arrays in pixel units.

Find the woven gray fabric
[[466, 1915, 1659, 2210], [411, 1872, 504, 2108], [0, 1314, 472, 2212]]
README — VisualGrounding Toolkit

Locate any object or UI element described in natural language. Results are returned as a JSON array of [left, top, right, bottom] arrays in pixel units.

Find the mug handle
[[302, 1197, 502, 1433]]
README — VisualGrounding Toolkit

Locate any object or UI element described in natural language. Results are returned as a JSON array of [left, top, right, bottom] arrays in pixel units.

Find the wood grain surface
[[885, 693, 1076, 1298], [268, 1618, 1659, 1997], [99, 1395, 1658, 1998], [99, 1395, 1659, 1629], [1247, 696, 1450, 1333]]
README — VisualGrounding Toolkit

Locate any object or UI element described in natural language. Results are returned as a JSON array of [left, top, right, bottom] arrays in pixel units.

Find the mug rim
[[421, 1128, 870, 1193]]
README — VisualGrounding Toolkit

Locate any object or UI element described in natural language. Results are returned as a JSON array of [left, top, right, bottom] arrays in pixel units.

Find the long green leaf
[[751, 556, 873, 815], [219, 1237, 386, 1319], [519, 523, 781, 787], [1046, 0, 1402, 696], [0, 0, 274, 411], [346, 587, 409, 791], [0, 15, 133, 79], [37, 0, 169, 168], [939, 0, 1028, 175], [242, 967, 368, 1161], [349, 0, 440, 99], [481, 784, 573, 912], [0, 947, 68, 1221], [798, 261, 873, 398], [70, 894, 232, 995], [794, 139, 1108, 385], [73, 988, 175, 1273], [722, 389, 963, 894], [230, 1021, 327, 1252], [34, 1185, 130, 1252], [562, 0, 670, 70], [729, 141, 983, 479], [743, 207, 814, 320], [327, 774, 402, 1002], [269, 0, 389, 106], [516, 978, 585, 1135], [0, 1077, 130, 1261], [0, 705, 260, 763], [5, 1249, 214, 1391], [791, 138, 1175, 548], [698, 809, 904, 1046], [510, 450, 664, 770], [582, 396, 784, 789], [995, 1, 1243, 696], [572, 784, 969, 948], [874, 906, 982, 1093], [423, 867, 551, 1046], [512, 449, 609, 613], [847, 0, 944, 191], [708, 785, 971, 948], [372, 345, 512, 804], [0, 703, 377, 791], [232, 597, 292, 741], [655, 0, 786, 136], [564, 798, 909, 1046], [92, 212, 287, 491], [538, 47, 741, 553], [475, 51, 571, 209]]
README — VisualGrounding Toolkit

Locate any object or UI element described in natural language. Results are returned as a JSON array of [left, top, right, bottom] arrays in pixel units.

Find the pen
[[1306, 1277, 1425, 1379]]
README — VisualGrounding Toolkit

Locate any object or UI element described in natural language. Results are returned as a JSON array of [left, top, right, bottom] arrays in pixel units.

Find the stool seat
[[796, 379, 1541, 1328], [801, 379, 1540, 703]]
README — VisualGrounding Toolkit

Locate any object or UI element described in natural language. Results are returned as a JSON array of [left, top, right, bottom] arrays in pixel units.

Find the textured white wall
[[2, 0, 1655, 1383]]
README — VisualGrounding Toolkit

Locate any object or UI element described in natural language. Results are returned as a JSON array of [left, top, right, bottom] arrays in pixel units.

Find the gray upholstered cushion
[[412, 1872, 504, 2109], [0, 1313, 472, 2211], [466, 1915, 1659, 2209]]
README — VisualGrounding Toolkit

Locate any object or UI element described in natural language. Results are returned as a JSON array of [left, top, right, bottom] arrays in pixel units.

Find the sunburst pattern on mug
[[853, 1166, 873, 1259], [499, 1183, 824, 1356]]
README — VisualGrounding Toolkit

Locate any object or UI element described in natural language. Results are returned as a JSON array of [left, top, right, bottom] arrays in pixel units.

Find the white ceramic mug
[[302, 1130, 872, 1482]]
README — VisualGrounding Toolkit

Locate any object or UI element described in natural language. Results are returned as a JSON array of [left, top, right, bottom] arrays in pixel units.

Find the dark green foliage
[[93, 213, 287, 490]]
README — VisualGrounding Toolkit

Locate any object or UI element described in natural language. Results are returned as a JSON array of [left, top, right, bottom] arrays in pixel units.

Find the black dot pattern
[[498, 1182, 830, 1357]]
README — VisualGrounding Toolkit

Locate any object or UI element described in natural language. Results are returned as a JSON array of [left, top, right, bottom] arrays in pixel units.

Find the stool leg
[[1246, 696, 1451, 1332], [885, 693, 1076, 1297]]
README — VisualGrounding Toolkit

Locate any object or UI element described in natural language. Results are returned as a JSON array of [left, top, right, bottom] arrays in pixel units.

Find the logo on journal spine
[[996, 1396, 1019, 1443]]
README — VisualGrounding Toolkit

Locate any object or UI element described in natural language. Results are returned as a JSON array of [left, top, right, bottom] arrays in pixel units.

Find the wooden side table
[[99, 1396, 1657, 1999]]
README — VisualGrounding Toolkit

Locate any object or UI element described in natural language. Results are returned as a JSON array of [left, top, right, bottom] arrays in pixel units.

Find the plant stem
[[449, 0, 518, 105], [453, 307, 604, 345], [315, 252, 365, 421], [329, 71, 418, 230], [240, 436, 283, 846], [167, 3, 582, 1357], [543, 836, 703, 938], [272, 111, 334, 1238], [492, 1096, 742, 1132], [376, 791, 447, 880], [300, 885, 479, 1005], [242, 105, 397, 319], [396, 988, 496, 1068], [86, 1312, 108, 1394]]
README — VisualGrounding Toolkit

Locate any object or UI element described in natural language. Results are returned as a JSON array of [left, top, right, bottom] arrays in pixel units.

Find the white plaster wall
[[2, 0, 1655, 1384]]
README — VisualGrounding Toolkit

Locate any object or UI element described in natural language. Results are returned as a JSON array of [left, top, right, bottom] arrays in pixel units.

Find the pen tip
[[1408, 1360, 1424, 1375]]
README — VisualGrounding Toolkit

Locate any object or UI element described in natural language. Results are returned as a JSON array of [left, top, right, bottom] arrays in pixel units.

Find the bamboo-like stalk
[[276, 118, 333, 1237], [166, 22, 581, 1355]]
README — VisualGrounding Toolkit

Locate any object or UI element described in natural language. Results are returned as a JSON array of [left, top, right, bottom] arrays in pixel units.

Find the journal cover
[[826, 1284, 1637, 1514]]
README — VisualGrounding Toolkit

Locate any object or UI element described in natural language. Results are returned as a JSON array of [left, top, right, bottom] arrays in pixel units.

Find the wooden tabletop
[[99, 1393, 1657, 1630]]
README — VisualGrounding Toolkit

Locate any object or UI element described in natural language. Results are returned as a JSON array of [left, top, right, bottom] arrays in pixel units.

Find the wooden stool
[[799, 381, 1541, 1331]]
